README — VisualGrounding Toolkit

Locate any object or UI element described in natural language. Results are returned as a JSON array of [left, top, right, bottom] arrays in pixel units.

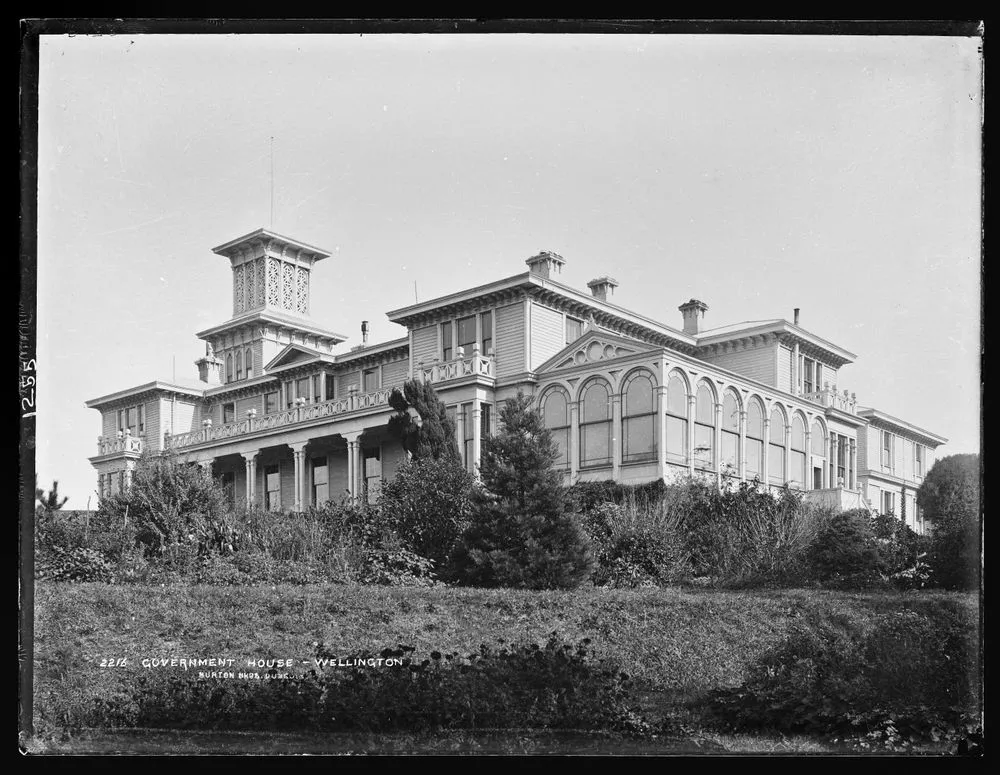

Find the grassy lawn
[[30, 582, 979, 755]]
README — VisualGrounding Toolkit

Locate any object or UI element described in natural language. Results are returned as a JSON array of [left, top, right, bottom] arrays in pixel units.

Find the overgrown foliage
[[378, 456, 476, 567], [918, 453, 980, 590], [449, 392, 594, 589], [705, 606, 981, 750], [387, 379, 460, 462], [58, 634, 651, 737]]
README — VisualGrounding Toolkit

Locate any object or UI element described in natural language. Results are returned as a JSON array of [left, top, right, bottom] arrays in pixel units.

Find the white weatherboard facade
[[87, 228, 946, 533]]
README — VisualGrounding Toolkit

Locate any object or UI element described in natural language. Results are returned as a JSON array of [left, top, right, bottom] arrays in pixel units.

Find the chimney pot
[[586, 276, 620, 302], [794, 308, 800, 326], [525, 250, 566, 279], [361, 320, 369, 345], [678, 299, 709, 335]]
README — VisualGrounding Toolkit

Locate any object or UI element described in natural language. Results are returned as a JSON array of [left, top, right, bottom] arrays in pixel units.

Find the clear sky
[[35, 32, 982, 508]]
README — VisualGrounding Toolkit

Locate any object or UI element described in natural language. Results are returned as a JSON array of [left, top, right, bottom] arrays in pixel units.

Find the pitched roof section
[[695, 319, 856, 367], [85, 380, 208, 408], [857, 408, 948, 446], [387, 272, 697, 352], [263, 343, 336, 372], [195, 308, 348, 345], [211, 228, 332, 261]]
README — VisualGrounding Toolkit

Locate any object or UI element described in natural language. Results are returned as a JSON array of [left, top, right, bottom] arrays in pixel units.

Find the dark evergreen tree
[[387, 379, 460, 462], [448, 391, 594, 589], [918, 453, 980, 590], [35, 478, 69, 514]]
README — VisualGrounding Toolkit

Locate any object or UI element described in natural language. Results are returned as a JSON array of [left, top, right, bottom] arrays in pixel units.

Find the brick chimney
[[195, 342, 223, 384], [587, 276, 619, 302], [678, 299, 709, 335], [525, 250, 566, 279]]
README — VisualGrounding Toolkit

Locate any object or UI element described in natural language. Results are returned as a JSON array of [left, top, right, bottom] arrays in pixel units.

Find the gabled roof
[[85, 379, 208, 409], [857, 408, 948, 446], [387, 272, 697, 352], [263, 343, 337, 372], [536, 329, 662, 375], [695, 319, 856, 367]]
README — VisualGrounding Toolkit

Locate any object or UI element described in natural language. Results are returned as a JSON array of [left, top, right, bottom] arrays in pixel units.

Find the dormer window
[[236, 349, 243, 380], [245, 348, 253, 379], [226, 353, 234, 383], [565, 316, 584, 345]]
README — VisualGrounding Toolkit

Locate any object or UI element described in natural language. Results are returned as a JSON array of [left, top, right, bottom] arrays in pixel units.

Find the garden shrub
[[807, 509, 885, 589], [377, 456, 476, 567], [36, 545, 115, 583], [871, 512, 933, 589], [704, 607, 981, 749], [918, 453, 980, 591], [583, 499, 691, 588], [108, 635, 652, 737]]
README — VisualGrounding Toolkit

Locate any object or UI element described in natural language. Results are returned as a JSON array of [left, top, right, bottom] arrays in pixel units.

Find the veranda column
[[290, 442, 309, 512], [829, 434, 838, 487], [686, 393, 696, 476], [455, 404, 465, 470], [849, 438, 857, 490], [656, 385, 668, 482], [611, 393, 622, 481], [784, 420, 792, 487], [343, 432, 362, 500], [569, 401, 580, 482], [241, 451, 259, 508], [762, 414, 771, 488], [713, 402, 723, 488], [471, 398, 482, 476], [738, 410, 747, 482], [804, 427, 812, 490], [124, 460, 137, 489]]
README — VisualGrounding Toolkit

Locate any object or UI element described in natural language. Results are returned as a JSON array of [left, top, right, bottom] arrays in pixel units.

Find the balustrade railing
[[95, 434, 144, 455], [163, 387, 395, 451], [421, 353, 494, 383], [802, 386, 857, 414]]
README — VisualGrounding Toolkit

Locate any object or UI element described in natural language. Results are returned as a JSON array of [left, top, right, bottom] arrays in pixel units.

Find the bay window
[[721, 390, 740, 476], [622, 371, 656, 463], [579, 379, 612, 467], [768, 407, 786, 486], [746, 399, 765, 481], [542, 389, 570, 468], [665, 372, 688, 465]]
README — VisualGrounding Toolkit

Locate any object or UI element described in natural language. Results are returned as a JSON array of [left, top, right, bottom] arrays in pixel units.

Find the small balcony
[[164, 387, 395, 451], [802, 385, 858, 414], [421, 350, 495, 384], [95, 433, 144, 456]]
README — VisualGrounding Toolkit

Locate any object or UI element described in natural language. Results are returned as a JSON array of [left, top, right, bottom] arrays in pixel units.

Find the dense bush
[[583, 497, 691, 588], [79, 634, 651, 737], [807, 509, 884, 589], [36, 545, 115, 583], [449, 393, 594, 589], [378, 456, 476, 567], [387, 379, 461, 462], [871, 512, 933, 589], [97, 454, 232, 557], [705, 607, 981, 749], [918, 454, 980, 591]]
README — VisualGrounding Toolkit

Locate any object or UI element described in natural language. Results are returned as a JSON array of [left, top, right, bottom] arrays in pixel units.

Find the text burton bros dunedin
[[86, 228, 945, 533]]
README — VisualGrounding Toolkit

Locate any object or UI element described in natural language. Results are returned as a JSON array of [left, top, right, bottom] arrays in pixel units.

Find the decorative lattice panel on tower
[[254, 258, 265, 307], [282, 263, 295, 310], [244, 259, 255, 310], [233, 265, 245, 314], [266, 258, 280, 307], [296, 267, 309, 314]]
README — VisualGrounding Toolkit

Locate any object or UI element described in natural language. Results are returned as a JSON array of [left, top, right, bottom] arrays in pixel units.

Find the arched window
[[226, 353, 234, 383], [579, 379, 612, 467], [245, 348, 253, 379], [790, 413, 806, 489], [768, 406, 787, 486], [746, 398, 764, 481], [665, 371, 688, 465], [541, 388, 570, 469], [235, 349, 243, 380], [694, 382, 716, 470], [721, 390, 740, 477], [622, 371, 656, 463], [810, 419, 826, 489]]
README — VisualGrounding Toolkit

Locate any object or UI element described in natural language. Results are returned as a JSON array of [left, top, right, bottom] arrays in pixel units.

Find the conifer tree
[[387, 379, 460, 462], [449, 391, 593, 589]]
